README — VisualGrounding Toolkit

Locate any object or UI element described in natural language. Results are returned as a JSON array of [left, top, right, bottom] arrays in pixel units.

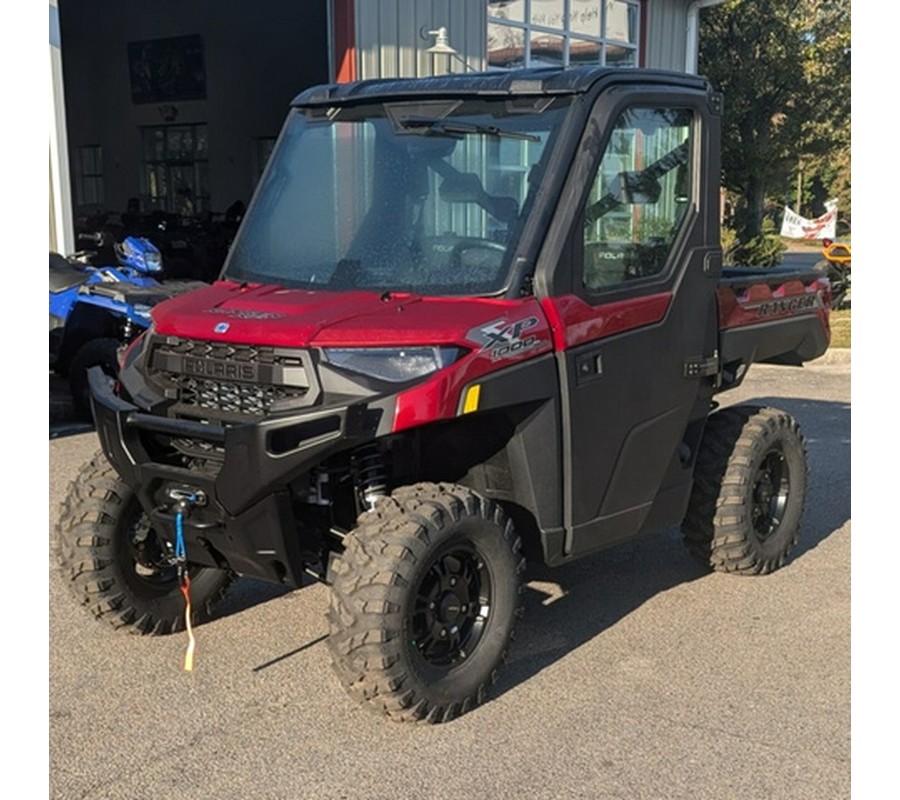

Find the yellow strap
[[180, 575, 196, 672]]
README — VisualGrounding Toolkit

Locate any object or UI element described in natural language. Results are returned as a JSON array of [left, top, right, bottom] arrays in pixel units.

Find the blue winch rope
[[173, 502, 196, 672], [174, 493, 197, 562], [175, 509, 186, 561]]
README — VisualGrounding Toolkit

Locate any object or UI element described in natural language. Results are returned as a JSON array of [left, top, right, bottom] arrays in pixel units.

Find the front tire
[[55, 451, 234, 634], [682, 406, 808, 575], [327, 483, 525, 723]]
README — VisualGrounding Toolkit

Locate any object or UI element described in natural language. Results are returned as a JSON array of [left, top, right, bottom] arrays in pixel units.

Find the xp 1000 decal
[[467, 316, 542, 361]]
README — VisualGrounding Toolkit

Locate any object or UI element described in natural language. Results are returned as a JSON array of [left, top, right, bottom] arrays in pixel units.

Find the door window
[[582, 107, 692, 291]]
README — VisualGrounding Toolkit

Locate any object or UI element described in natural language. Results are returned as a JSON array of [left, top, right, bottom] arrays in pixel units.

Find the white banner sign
[[780, 200, 838, 240]]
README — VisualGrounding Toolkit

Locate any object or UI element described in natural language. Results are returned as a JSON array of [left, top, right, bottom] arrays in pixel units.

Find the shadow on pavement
[[50, 360, 850, 693], [178, 396, 850, 687], [492, 394, 850, 703], [495, 528, 707, 699]]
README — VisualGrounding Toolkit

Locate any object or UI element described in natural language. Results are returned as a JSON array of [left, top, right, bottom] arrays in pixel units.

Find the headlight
[[133, 303, 153, 321], [322, 346, 463, 383], [144, 251, 163, 273]]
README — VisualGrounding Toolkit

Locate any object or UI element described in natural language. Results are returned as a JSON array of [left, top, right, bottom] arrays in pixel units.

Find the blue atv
[[50, 236, 204, 419]]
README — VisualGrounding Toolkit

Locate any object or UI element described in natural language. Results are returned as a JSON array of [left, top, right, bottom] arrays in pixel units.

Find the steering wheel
[[449, 238, 506, 272]]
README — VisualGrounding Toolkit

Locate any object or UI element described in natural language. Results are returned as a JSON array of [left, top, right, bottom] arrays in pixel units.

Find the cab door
[[537, 88, 722, 559]]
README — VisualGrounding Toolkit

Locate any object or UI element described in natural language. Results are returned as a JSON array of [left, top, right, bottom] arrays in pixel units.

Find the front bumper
[[88, 367, 385, 586]]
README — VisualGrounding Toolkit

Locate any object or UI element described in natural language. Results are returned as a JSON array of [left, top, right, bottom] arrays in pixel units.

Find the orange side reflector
[[462, 385, 481, 414]]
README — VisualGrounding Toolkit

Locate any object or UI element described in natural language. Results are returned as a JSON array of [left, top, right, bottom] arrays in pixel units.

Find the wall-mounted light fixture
[[419, 26, 475, 71], [421, 26, 458, 56]]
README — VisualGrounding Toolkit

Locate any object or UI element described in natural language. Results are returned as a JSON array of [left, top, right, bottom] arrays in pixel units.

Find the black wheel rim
[[751, 446, 791, 540], [410, 544, 491, 669]]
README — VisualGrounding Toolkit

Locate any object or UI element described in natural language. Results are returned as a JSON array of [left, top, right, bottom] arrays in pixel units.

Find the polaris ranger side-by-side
[[56, 67, 830, 723]]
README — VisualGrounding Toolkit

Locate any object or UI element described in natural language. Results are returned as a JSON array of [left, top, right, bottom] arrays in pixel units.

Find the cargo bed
[[716, 265, 831, 386]]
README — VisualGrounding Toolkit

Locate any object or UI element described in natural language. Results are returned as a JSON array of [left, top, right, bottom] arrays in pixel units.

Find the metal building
[[49, 0, 722, 256], [350, 0, 719, 80]]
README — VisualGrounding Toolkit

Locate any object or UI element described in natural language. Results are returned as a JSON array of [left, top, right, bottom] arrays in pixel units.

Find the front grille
[[178, 375, 307, 417], [147, 336, 316, 420]]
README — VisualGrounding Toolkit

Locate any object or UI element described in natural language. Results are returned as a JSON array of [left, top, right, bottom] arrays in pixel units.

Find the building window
[[487, 0, 640, 69], [141, 124, 209, 215], [75, 145, 104, 207]]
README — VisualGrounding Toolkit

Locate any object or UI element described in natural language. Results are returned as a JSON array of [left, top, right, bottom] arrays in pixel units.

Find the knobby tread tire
[[55, 450, 234, 635], [327, 482, 525, 724], [682, 405, 808, 575]]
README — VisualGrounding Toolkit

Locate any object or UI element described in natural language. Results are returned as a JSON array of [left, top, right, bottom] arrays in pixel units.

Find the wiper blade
[[401, 119, 540, 142]]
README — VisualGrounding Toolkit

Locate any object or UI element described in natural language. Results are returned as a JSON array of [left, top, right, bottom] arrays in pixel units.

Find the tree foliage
[[699, 0, 851, 244]]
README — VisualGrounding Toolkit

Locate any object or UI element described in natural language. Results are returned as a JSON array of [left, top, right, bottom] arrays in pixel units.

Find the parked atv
[[817, 239, 851, 309], [49, 236, 205, 419]]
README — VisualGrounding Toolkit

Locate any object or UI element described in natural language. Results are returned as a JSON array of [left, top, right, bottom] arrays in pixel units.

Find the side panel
[[458, 353, 564, 539], [409, 353, 566, 563], [534, 84, 723, 562], [716, 273, 831, 370], [557, 246, 719, 557]]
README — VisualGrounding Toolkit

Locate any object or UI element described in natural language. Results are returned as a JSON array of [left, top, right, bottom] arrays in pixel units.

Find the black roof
[[292, 66, 709, 107]]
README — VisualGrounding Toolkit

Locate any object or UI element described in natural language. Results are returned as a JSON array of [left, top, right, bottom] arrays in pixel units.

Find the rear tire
[[682, 406, 808, 575], [55, 451, 234, 634], [68, 337, 120, 421], [327, 483, 525, 723]]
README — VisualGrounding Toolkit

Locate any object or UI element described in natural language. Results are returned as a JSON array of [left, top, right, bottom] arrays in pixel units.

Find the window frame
[[563, 97, 703, 307], [581, 105, 695, 295]]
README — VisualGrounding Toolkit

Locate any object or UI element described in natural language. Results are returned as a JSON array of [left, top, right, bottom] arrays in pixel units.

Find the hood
[[150, 281, 547, 350]]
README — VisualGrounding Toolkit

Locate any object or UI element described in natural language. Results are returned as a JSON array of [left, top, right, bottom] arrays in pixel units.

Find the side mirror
[[439, 172, 484, 203], [440, 174, 519, 224], [609, 171, 662, 205]]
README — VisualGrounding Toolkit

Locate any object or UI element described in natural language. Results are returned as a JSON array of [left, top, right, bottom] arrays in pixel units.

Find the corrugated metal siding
[[356, 0, 486, 79], [355, 1, 694, 80], [644, 0, 689, 72]]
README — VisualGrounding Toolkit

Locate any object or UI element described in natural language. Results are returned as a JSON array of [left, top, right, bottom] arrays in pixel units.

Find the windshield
[[225, 97, 572, 295]]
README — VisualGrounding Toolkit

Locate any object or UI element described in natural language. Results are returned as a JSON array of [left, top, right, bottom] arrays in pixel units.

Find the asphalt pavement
[[47, 355, 851, 800]]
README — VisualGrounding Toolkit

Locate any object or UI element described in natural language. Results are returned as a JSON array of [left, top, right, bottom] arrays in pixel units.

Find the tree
[[700, 0, 851, 247]]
